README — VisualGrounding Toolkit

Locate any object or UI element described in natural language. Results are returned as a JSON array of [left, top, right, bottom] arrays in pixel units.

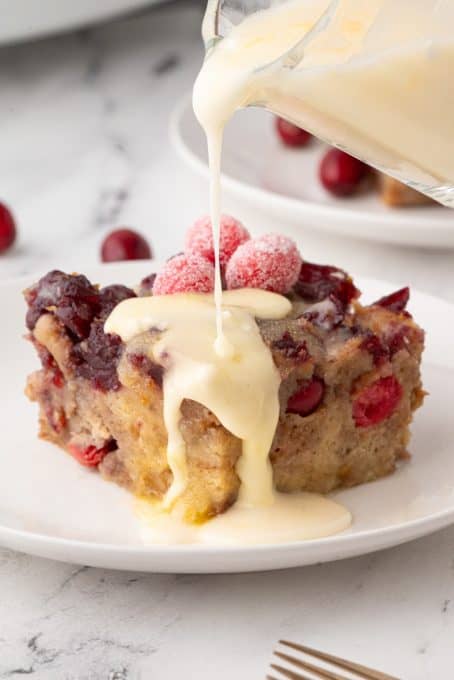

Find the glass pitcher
[[199, 0, 454, 206]]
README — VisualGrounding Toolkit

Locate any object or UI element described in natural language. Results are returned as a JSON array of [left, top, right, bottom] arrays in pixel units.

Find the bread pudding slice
[[24, 265, 424, 522]]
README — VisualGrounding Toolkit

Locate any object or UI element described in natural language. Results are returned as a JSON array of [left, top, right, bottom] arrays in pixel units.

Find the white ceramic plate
[[0, 0, 156, 45], [171, 98, 454, 249], [1, 261, 452, 573]]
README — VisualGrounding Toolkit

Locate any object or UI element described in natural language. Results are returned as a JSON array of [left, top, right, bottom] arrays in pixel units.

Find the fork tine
[[275, 651, 349, 680], [279, 641, 400, 680], [270, 663, 314, 680]]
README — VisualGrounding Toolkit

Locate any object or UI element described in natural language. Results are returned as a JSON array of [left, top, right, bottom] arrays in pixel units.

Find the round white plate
[[171, 98, 454, 249], [0, 0, 156, 45], [1, 261, 452, 573]]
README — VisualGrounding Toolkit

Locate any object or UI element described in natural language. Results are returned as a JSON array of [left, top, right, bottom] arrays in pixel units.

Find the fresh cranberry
[[0, 202, 16, 253], [373, 287, 410, 313], [101, 228, 152, 262], [319, 148, 369, 197], [275, 117, 312, 147], [352, 376, 403, 428], [68, 439, 116, 467], [25, 270, 100, 339], [225, 233, 302, 294], [286, 377, 325, 416], [272, 332, 309, 361], [294, 261, 360, 307], [360, 333, 388, 366]]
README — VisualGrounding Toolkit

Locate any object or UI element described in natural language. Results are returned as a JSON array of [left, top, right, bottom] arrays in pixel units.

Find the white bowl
[[171, 97, 454, 249], [0, 0, 156, 45]]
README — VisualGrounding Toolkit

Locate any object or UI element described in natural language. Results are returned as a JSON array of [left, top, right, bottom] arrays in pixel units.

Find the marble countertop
[[0, 3, 453, 678]]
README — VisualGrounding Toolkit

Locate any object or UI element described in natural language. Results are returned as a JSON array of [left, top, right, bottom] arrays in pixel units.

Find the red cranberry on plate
[[275, 117, 312, 147], [0, 202, 17, 254], [101, 228, 152, 262], [319, 148, 369, 197]]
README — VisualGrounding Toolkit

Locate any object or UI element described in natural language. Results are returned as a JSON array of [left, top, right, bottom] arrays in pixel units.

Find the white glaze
[[106, 290, 286, 509], [106, 290, 351, 543]]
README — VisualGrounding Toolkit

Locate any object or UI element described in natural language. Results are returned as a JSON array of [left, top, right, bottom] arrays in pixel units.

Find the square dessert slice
[[24, 259, 425, 523]]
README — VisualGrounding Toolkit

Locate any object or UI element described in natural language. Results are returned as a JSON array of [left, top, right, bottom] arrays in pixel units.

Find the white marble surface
[[1, 3, 454, 678]]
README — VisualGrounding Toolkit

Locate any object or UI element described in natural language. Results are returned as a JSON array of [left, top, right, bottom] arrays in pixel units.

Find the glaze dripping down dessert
[[24, 217, 425, 537]]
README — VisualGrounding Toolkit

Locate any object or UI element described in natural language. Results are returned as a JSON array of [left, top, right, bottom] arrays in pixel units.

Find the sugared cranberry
[[68, 439, 116, 467], [98, 284, 136, 319], [360, 333, 388, 367], [373, 287, 410, 314], [129, 353, 164, 387], [319, 148, 369, 197], [101, 228, 152, 262], [152, 254, 215, 295], [25, 270, 100, 339], [71, 321, 123, 391], [301, 295, 345, 330], [185, 215, 250, 272], [287, 377, 325, 416], [275, 117, 312, 147], [272, 332, 308, 361], [0, 202, 16, 254], [225, 234, 302, 294], [352, 375, 403, 428], [295, 261, 360, 307]]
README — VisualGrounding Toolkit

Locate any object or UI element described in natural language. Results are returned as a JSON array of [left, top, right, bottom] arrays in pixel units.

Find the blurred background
[[0, 0, 452, 301]]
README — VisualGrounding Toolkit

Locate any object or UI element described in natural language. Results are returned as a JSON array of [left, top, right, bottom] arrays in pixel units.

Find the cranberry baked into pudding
[[24, 220, 425, 523]]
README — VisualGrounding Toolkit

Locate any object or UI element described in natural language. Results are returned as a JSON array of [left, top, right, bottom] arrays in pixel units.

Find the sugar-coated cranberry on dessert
[[373, 287, 410, 313], [68, 439, 116, 467], [319, 148, 369, 197], [286, 377, 325, 416], [0, 202, 16, 254], [225, 233, 302, 294], [352, 375, 403, 428], [275, 117, 312, 147], [295, 261, 360, 307], [101, 228, 152, 262], [152, 253, 215, 295], [185, 214, 250, 271]]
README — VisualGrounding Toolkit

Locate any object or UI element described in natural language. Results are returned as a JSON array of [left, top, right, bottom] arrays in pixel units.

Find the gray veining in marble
[[1, 3, 454, 678]]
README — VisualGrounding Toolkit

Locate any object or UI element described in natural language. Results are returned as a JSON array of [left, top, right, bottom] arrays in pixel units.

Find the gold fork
[[268, 640, 401, 680]]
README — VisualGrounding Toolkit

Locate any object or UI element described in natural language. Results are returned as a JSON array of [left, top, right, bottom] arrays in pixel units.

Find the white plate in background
[[171, 97, 454, 249], [0, 0, 156, 45], [0, 261, 452, 572]]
